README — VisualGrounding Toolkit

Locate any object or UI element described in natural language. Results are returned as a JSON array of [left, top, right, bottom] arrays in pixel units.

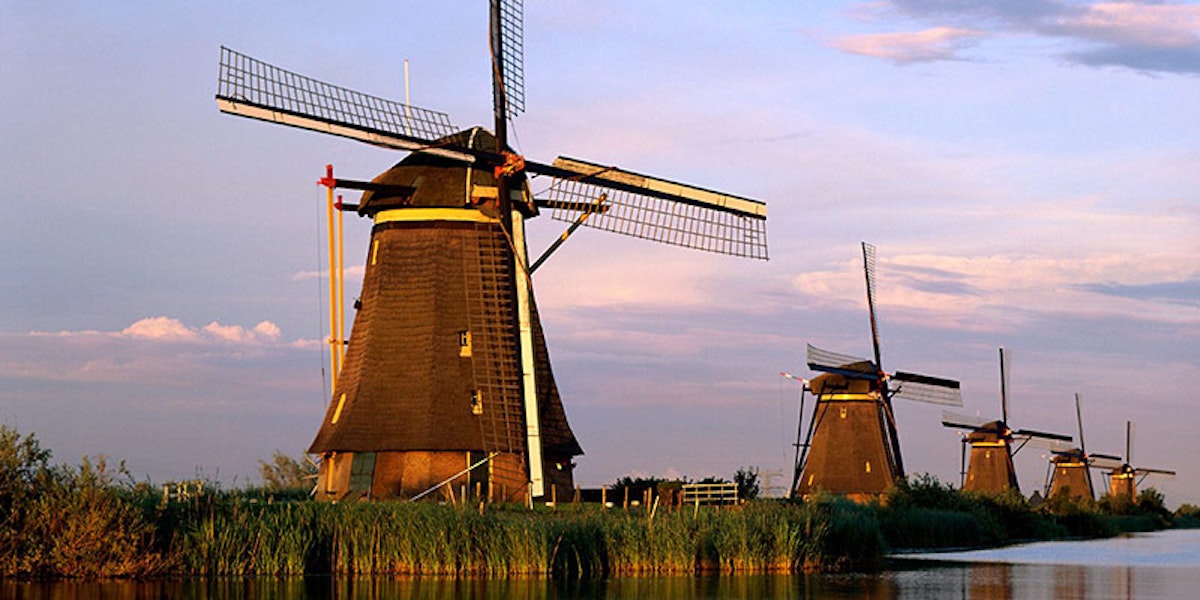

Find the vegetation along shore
[[2, 425, 1196, 580]]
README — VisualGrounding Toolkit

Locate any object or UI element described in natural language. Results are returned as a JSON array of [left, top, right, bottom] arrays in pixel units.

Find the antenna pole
[[403, 59, 412, 136]]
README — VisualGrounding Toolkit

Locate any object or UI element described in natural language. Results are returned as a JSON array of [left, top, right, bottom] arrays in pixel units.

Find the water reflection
[[5, 567, 1197, 600], [8, 531, 1200, 600]]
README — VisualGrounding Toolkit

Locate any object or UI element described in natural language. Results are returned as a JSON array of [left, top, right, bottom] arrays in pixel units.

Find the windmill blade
[[804, 343, 877, 378], [1126, 420, 1134, 464], [534, 157, 768, 260], [215, 47, 471, 162], [1134, 467, 1176, 477], [1012, 428, 1073, 442], [890, 371, 963, 406], [1074, 392, 1087, 453], [941, 410, 991, 430], [998, 347, 1011, 424], [1035, 438, 1079, 453], [862, 242, 882, 372], [491, 0, 525, 118], [1088, 454, 1125, 470]]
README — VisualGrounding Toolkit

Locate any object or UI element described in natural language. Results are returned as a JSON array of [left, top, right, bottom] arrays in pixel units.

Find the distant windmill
[[1104, 420, 1175, 500], [215, 1, 768, 502], [792, 243, 963, 501], [941, 348, 1072, 494], [1044, 393, 1121, 502]]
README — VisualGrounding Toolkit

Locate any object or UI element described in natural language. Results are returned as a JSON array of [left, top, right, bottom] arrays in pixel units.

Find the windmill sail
[[216, 47, 469, 160], [805, 343, 876, 377], [216, 47, 768, 261], [941, 411, 991, 430], [491, 0, 525, 118], [890, 372, 962, 406], [538, 158, 768, 259]]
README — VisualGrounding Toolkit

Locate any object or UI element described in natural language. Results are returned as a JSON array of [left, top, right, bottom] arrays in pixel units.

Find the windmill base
[[313, 450, 575, 503]]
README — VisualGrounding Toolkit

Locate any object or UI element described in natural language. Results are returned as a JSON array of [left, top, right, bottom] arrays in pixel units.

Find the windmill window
[[331, 393, 347, 424], [470, 390, 484, 415], [839, 407, 847, 419], [459, 331, 473, 357], [865, 461, 872, 473]]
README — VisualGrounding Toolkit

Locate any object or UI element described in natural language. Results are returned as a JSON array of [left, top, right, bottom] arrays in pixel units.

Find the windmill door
[[348, 452, 377, 498]]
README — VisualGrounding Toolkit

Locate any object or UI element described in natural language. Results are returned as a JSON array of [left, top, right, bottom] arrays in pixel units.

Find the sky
[[1, 1, 1197, 505]]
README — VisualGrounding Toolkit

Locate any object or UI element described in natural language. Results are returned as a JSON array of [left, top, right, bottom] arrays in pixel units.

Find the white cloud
[[833, 27, 986, 63], [203, 320, 282, 344], [292, 265, 365, 282], [122, 316, 199, 341], [39, 317, 289, 347]]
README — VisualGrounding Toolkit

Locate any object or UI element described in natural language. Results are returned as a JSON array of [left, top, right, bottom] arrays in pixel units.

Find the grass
[[0, 426, 1190, 580]]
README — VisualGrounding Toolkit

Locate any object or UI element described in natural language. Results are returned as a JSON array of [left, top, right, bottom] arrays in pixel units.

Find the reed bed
[[163, 498, 884, 578]]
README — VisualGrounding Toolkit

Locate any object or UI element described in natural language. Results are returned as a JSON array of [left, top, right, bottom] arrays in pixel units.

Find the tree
[[735, 467, 760, 500], [258, 450, 316, 491]]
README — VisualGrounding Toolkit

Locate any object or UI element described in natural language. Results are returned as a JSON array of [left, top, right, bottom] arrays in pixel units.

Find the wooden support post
[[623, 486, 629, 509], [601, 486, 607, 507]]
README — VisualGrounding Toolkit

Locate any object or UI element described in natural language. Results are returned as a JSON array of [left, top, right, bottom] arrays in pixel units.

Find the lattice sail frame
[[494, 0, 525, 117], [217, 47, 460, 150], [543, 158, 768, 260], [805, 343, 962, 407]]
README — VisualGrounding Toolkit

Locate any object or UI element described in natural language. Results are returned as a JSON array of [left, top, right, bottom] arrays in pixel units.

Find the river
[[4, 529, 1198, 599]]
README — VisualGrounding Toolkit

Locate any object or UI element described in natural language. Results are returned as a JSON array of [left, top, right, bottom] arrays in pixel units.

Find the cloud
[[790, 249, 1200, 333], [1082, 279, 1200, 307], [834, 27, 987, 63], [111, 316, 284, 345], [1050, 3, 1200, 48], [6, 317, 317, 391], [291, 265, 365, 282], [839, 1, 1200, 74], [121, 316, 198, 341]]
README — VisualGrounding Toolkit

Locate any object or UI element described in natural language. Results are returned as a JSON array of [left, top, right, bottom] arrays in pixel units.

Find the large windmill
[[215, 2, 768, 502], [791, 243, 962, 501], [941, 348, 1072, 494], [1044, 393, 1121, 502], [1103, 421, 1175, 500]]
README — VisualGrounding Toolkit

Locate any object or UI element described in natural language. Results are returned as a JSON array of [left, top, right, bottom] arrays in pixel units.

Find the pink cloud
[[833, 27, 985, 63]]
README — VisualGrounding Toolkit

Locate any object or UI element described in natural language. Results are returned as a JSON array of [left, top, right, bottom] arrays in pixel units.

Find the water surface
[[5, 530, 1197, 599]]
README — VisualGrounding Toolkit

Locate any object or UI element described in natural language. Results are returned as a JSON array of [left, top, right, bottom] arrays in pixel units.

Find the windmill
[[941, 348, 1072, 494], [1044, 393, 1122, 502], [215, 2, 767, 503], [791, 243, 963, 501], [1103, 421, 1175, 500]]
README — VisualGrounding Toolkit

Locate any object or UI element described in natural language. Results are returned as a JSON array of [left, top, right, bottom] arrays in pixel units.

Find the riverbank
[[1, 426, 1194, 580]]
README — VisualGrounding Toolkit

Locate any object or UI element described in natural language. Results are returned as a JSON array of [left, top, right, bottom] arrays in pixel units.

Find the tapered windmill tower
[[791, 243, 963, 501], [941, 348, 1072, 494], [1104, 421, 1175, 500], [215, 1, 768, 502], [1044, 394, 1121, 502]]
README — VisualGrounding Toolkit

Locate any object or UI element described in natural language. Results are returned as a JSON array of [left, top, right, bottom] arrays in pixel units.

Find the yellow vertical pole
[[324, 165, 338, 391]]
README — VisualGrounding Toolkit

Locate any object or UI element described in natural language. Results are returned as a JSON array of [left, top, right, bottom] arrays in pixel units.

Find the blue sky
[[1, 1, 1197, 504]]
